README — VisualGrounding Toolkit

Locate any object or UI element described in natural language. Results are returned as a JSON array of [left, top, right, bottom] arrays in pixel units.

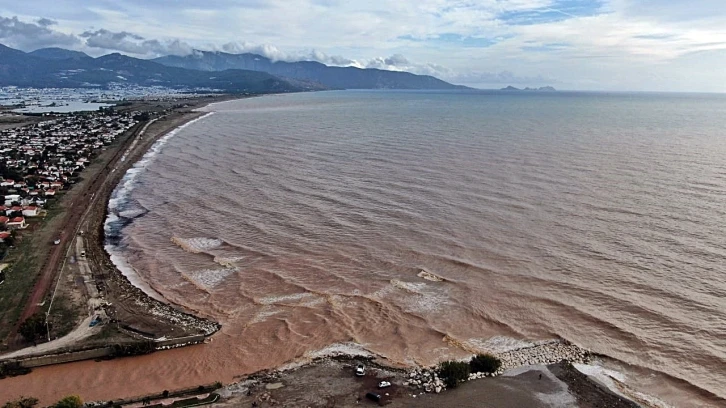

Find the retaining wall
[[2, 334, 208, 369]]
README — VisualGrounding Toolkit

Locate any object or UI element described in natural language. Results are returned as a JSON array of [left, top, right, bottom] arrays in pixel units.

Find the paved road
[[0, 315, 100, 359]]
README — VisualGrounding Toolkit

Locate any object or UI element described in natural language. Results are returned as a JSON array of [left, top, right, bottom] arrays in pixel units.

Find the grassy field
[[0, 232, 43, 344]]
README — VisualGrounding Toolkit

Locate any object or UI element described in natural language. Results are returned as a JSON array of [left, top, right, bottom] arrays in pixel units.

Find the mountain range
[[153, 51, 466, 90], [0, 44, 465, 93]]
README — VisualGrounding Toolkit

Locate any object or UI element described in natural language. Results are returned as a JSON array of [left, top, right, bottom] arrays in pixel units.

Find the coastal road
[[74, 236, 99, 301]]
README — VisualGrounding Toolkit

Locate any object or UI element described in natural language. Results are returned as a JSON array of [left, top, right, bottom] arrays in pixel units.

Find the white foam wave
[[390, 279, 427, 293], [304, 342, 374, 359], [574, 362, 674, 407], [213, 256, 245, 267], [104, 112, 215, 301], [417, 269, 446, 282], [389, 279, 450, 313], [183, 267, 237, 290], [464, 336, 541, 354], [104, 244, 167, 303], [256, 292, 320, 305], [249, 306, 284, 324], [574, 363, 627, 391], [171, 236, 224, 254], [118, 208, 146, 219]]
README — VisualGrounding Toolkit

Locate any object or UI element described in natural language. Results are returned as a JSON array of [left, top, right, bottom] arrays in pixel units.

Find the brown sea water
[[4, 90, 725, 406]]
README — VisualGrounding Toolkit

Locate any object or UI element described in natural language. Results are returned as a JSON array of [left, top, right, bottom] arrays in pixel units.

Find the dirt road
[[17, 119, 148, 326], [1, 316, 100, 359]]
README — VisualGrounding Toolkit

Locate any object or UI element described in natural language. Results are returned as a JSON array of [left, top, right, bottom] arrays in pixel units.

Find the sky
[[1, 0, 725, 91]]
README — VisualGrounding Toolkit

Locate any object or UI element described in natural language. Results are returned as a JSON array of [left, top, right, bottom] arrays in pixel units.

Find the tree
[[437, 360, 470, 388], [18, 313, 49, 343], [2, 396, 38, 408], [470, 353, 501, 374], [54, 396, 83, 408]]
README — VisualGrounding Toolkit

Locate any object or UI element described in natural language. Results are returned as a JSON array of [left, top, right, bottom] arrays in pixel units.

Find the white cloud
[[0, 0, 726, 91], [0, 15, 79, 50], [80, 29, 194, 56]]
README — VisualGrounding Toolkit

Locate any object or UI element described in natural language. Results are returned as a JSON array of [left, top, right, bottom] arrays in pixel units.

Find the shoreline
[[0, 96, 234, 384], [1, 93, 721, 407]]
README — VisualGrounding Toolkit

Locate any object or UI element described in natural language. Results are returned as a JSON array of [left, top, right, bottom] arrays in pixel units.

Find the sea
[[20, 90, 726, 405]]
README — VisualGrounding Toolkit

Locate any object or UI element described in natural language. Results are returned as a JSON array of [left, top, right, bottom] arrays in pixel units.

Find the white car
[[355, 364, 365, 377], [378, 381, 392, 389]]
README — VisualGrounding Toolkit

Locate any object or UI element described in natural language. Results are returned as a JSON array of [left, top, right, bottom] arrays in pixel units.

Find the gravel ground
[[213, 358, 639, 408]]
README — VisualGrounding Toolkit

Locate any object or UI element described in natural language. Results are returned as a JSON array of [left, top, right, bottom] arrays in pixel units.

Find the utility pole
[[45, 311, 50, 342]]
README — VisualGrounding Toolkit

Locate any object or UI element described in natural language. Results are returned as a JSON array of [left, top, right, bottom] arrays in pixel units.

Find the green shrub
[[470, 353, 501, 374], [18, 313, 49, 343], [437, 360, 470, 388], [53, 395, 83, 408]]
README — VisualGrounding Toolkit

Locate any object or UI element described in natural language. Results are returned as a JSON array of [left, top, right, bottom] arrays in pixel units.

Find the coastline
[[1, 93, 720, 407], [0, 96, 236, 404]]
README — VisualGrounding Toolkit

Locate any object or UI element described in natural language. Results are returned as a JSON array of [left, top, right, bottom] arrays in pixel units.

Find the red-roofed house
[[44, 189, 56, 197], [6, 217, 26, 229], [0, 231, 10, 242], [22, 206, 40, 217], [0, 216, 8, 225]]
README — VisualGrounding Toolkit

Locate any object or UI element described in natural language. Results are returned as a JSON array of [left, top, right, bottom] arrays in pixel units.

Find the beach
[[0, 96, 233, 404]]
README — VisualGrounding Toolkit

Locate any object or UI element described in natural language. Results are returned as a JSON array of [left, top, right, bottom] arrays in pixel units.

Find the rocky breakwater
[[404, 340, 591, 394], [494, 340, 591, 374]]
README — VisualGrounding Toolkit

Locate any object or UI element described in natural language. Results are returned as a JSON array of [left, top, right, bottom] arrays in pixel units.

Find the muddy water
[[2, 91, 725, 406]]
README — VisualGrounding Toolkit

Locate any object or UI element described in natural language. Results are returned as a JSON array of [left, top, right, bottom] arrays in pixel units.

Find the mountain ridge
[[153, 50, 467, 90], [2, 45, 467, 92], [0, 44, 324, 93]]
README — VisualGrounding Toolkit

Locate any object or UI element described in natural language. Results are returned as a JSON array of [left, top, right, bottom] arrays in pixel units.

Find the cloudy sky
[[1, 0, 725, 91]]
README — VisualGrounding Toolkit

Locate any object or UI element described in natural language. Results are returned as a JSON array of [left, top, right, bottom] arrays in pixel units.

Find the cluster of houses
[[0, 109, 140, 244]]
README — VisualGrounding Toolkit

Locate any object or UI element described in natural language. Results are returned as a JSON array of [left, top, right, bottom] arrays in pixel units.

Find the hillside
[[0, 44, 324, 93], [153, 51, 467, 90]]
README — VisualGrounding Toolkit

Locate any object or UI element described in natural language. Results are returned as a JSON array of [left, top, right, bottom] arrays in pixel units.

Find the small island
[[500, 85, 557, 91]]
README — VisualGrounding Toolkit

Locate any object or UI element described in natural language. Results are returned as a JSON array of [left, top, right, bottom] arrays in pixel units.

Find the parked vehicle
[[89, 315, 102, 327], [53, 239, 60, 245], [355, 364, 365, 377], [378, 381, 391, 389], [365, 392, 381, 403]]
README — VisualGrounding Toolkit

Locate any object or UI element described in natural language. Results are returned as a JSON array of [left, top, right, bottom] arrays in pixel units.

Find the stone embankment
[[404, 340, 591, 394]]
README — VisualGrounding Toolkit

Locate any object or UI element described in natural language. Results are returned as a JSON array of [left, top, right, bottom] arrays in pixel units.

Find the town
[[0, 108, 140, 283]]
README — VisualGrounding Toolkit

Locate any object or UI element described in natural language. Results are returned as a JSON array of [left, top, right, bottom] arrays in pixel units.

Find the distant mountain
[[153, 51, 467, 90], [0, 44, 323, 93], [29, 47, 91, 60], [500, 85, 556, 91]]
